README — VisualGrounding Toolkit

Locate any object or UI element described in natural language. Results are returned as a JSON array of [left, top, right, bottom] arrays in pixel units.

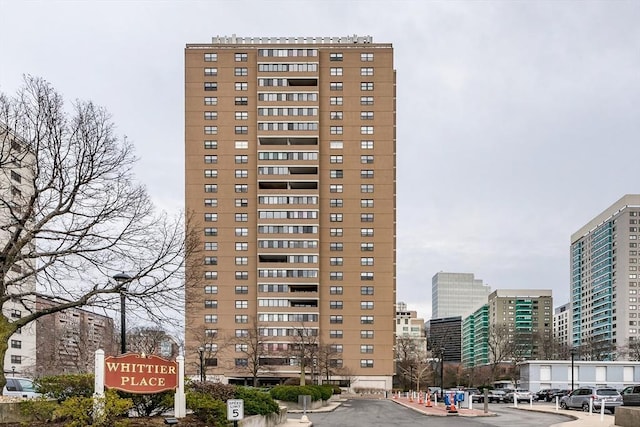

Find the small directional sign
[[227, 399, 244, 421]]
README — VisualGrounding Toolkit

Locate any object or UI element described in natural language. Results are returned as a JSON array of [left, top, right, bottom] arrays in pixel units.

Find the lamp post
[[198, 346, 205, 382], [113, 272, 131, 354], [409, 365, 413, 392], [440, 347, 446, 393], [570, 347, 577, 391]]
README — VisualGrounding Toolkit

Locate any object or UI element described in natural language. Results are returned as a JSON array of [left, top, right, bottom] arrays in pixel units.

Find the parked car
[[504, 389, 534, 402], [488, 389, 508, 403], [621, 384, 640, 406], [560, 386, 622, 414], [2, 377, 40, 398], [536, 388, 560, 402], [550, 389, 571, 401]]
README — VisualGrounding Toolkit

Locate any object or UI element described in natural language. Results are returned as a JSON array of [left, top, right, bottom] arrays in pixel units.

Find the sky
[[1, 0, 639, 321]]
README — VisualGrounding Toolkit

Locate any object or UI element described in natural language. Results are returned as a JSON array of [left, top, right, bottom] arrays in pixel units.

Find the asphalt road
[[307, 399, 572, 427]]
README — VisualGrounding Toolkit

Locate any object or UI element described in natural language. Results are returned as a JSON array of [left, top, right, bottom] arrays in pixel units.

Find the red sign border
[[104, 352, 178, 394]]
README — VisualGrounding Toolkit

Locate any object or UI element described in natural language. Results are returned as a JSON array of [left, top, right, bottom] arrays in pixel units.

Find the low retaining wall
[[0, 401, 29, 424], [240, 406, 287, 427], [615, 406, 640, 427]]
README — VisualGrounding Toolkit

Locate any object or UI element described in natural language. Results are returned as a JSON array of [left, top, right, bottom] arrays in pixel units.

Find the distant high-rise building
[[432, 272, 491, 318], [427, 316, 462, 362], [554, 302, 571, 348], [184, 35, 396, 389], [462, 305, 489, 368], [488, 289, 553, 361], [571, 194, 640, 360]]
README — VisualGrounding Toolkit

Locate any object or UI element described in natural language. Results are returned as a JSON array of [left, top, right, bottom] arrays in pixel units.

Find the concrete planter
[[239, 406, 287, 427]]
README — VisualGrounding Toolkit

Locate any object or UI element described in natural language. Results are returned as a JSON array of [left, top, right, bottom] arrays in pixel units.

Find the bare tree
[[0, 76, 185, 392], [288, 325, 319, 386], [395, 336, 419, 390], [232, 317, 273, 387], [126, 326, 179, 358], [625, 339, 640, 361], [487, 324, 514, 382], [316, 342, 341, 384]]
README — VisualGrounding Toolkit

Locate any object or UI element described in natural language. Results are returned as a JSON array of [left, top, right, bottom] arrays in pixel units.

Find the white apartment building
[[432, 272, 491, 318]]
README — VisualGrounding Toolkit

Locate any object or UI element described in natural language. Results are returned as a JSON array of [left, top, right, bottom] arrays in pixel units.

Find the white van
[[3, 377, 40, 398]]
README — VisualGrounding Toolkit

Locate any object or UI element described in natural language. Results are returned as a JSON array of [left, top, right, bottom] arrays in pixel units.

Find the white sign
[[227, 399, 244, 421]]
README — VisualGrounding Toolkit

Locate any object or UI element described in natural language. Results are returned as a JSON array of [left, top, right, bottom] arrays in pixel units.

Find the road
[[307, 399, 572, 427]]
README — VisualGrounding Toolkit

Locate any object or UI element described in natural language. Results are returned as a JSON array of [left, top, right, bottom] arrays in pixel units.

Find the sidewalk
[[390, 394, 495, 417], [515, 403, 616, 427], [280, 398, 344, 427]]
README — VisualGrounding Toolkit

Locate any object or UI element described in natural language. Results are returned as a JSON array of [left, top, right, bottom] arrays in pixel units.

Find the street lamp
[[198, 346, 205, 382], [440, 347, 446, 393], [113, 272, 131, 354], [570, 347, 577, 390], [409, 365, 413, 391]]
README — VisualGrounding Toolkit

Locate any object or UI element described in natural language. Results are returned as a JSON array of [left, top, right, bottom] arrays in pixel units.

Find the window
[[330, 344, 343, 353], [361, 53, 374, 61], [330, 199, 343, 207], [330, 141, 343, 149], [361, 228, 374, 237], [329, 184, 343, 193], [235, 198, 248, 207], [330, 272, 343, 281], [360, 82, 374, 91], [360, 359, 374, 368], [235, 155, 248, 164], [360, 67, 374, 76], [330, 242, 343, 251], [204, 97, 218, 105], [204, 155, 218, 164], [361, 243, 374, 251], [235, 257, 248, 265], [330, 126, 343, 135], [361, 213, 374, 222], [361, 184, 374, 193], [204, 227, 218, 236], [360, 315, 374, 324], [330, 213, 343, 222], [235, 358, 248, 367], [204, 126, 218, 134], [330, 52, 343, 61], [204, 285, 218, 294], [235, 140, 249, 149], [235, 82, 248, 91], [235, 53, 248, 62], [361, 140, 374, 149], [235, 315, 249, 323], [235, 329, 249, 338], [235, 242, 249, 251], [361, 273, 374, 281], [204, 314, 218, 323], [235, 184, 248, 193], [235, 300, 249, 309], [10, 355, 21, 364], [330, 82, 343, 91], [204, 67, 218, 76], [204, 300, 218, 309], [360, 97, 375, 107], [330, 170, 343, 178], [361, 258, 374, 266], [330, 67, 343, 76], [330, 96, 343, 105], [360, 345, 374, 353], [330, 285, 343, 294], [204, 169, 218, 178], [361, 330, 374, 339], [330, 257, 343, 266], [330, 111, 343, 120], [204, 53, 217, 62], [330, 228, 343, 237], [235, 96, 248, 105], [204, 242, 218, 251], [10, 340, 21, 349], [330, 155, 343, 164], [204, 140, 218, 149], [361, 155, 374, 164], [235, 126, 248, 134], [204, 82, 218, 91], [360, 301, 375, 310], [361, 170, 374, 179], [360, 111, 374, 120], [235, 228, 248, 237], [360, 126, 374, 134], [235, 286, 249, 294], [235, 67, 248, 76], [204, 184, 218, 193], [361, 199, 374, 208], [235, 169, 248, 178], [330, 330, 343, 338], [330, 315, 343, 324], [235, 213, 248, 222], [235, 111, 248, 120], [204, 256, 217, 265]]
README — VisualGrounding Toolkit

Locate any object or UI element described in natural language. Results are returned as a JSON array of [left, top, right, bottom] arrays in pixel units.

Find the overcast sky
[[1, 0, 639, 321]]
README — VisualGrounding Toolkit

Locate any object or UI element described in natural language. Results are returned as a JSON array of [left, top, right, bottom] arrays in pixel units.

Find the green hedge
[[35, 374, 94, 402], [235, 387, 279, 415], [186, 391, 229, 427], [269, 385, 330, 402]]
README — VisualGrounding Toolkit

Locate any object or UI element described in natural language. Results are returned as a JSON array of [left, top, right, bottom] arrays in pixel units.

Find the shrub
[[187, 381, 236, 401], [329, 384, 342, 394], [270, 385, 323, 402], [35, 373, 94, 402], [235, 387, 279, 415], [186, 391, 229, 426], [53, 388, 132, 427], [118, 390, 174, 416], [19, 398, 59, 422]]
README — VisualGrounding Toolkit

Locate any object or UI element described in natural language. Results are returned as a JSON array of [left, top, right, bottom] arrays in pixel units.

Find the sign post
[[227, 399, 244, 427]]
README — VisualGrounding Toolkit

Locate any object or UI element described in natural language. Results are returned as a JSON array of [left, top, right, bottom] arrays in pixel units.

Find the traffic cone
[[419, 392, 424, 404], [425, 392, 432, 407], [447, 393, 458, 415], [409, 392, 414, 402], [393, 391, 397, 399]]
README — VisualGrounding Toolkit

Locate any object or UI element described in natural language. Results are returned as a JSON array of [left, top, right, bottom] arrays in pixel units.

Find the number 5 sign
[[227, 399, 244, 421]]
